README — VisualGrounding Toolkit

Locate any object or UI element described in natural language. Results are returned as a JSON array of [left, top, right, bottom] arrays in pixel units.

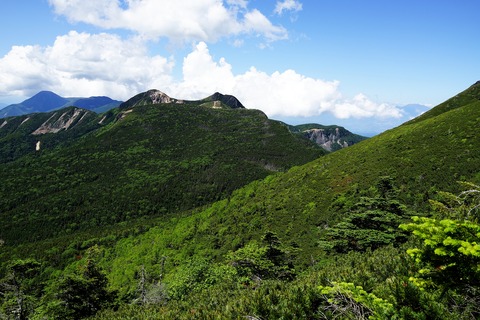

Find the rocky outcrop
[[119, 90, 184, 109], [207, 92, 245, 109], [147, 90, 182, 104], [32, 108, 91, 135], [119, 90, 246, 110], [303, 128, 349, 151], [291, 125, 367, 152]]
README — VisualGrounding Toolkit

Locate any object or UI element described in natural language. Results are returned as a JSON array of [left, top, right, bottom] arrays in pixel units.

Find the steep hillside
[[189, 98, 480, 256], [0, 98, 324, 245], [0, 107, 111, 163], [85, 84, 480, 304], [0, 84, 479, 319], [288, 123, 368, 151]]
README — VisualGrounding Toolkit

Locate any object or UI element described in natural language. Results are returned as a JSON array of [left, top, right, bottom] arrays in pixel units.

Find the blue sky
[[1, 0, 478, 135]]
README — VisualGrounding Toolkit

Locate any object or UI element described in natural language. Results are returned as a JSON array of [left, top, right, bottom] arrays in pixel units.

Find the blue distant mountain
[[0, 91, 122, 118]]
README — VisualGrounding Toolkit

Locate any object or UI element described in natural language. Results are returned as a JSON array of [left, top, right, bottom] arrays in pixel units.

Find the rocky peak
[[119, 90, 184, 109], [295, 125, 367, 152], [303, 128, 348, 151], [208, 92, 245, 109], [146, 89, 182, 104]]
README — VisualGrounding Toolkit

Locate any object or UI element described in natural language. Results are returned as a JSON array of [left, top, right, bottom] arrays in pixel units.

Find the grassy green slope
[[0, 103, 324, 245], [1, 86, 479, 319], [98, 96, 480, 298]]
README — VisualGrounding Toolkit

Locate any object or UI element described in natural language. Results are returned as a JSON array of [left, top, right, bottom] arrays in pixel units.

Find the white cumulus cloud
[[332, 94, 403, 119], [274, 0, 303, 15], [234, 68, 340, 117], [0, 45, 55, 97], [0, 37, 401, 120], [48, 0, 288, 43], [0, 31, 174, 99], [172, 42, 236, 98], [170, 42, 402, 119]]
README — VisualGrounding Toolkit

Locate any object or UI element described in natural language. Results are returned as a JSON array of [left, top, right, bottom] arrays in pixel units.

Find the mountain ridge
[[0, 90, 367, 161], [119, 89, 245, 110]]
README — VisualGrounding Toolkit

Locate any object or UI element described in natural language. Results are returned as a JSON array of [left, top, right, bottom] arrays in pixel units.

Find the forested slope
[[0, 102, 324, 245], [0, 84, 479, 319], [87, 85, 480, 318], [96, 95, 480, 294]]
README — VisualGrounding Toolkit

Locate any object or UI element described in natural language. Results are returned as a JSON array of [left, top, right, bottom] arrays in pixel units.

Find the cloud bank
[[0, 0, 401, 120], [172, 42, 401, 119], [0, 33, 401, 120], [0, 31, 173, 99], [48, 0, 287, 43]]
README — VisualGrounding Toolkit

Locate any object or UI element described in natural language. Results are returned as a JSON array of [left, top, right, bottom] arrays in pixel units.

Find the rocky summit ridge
[[119, 90, 245, 110], [119, 90, 183, 109]]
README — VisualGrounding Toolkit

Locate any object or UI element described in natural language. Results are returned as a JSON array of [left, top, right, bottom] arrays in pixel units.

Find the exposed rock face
[[303, 128, 351, 152], [147, 90, 181, 104], [32, 108, 91, 135], [208, 92, 245, 109], [119, 90, 183, 109], [119, 89, 245, 110]]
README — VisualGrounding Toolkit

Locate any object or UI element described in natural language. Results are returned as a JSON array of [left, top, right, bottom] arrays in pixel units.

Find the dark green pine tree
[[41, 246, 116, 319], [0, 259, 41, 320], [319, 177, 410, 253]]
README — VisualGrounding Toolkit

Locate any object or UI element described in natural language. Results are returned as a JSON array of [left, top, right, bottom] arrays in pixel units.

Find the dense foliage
[[400, 182, 480, 293], [319, 177, 411, 253], [1, 83, 479, 319]]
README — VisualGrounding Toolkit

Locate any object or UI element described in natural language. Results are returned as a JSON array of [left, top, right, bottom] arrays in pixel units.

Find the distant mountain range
[[0, 91, 122, 118]]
